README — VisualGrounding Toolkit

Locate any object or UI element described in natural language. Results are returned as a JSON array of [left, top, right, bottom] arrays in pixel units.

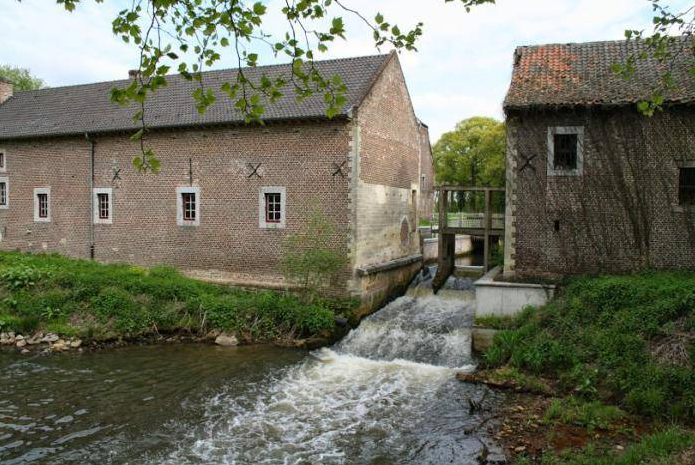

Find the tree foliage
[[0, 65, 44, 91], [20, 0, 693, 169], [433, 116, 505, 187], [613, 0, 695, 115], [43, 0, 494, 172]]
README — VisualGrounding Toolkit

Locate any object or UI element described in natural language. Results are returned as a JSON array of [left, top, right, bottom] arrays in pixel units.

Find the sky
[[1, 0, 691, 141]]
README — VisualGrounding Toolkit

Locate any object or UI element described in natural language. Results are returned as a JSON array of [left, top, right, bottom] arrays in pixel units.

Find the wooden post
[[483, 188, 491, 272]]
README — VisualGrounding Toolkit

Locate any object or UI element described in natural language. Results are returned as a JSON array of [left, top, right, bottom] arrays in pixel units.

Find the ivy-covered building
[[503, 37, 695, 277]]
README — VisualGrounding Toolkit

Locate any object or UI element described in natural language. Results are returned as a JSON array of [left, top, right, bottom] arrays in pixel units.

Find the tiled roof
[[0, 53, 391, 140], [504, 37, 695, 109]]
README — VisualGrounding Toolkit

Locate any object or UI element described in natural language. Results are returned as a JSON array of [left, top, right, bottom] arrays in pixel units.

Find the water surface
[[1, 293, 504, 464]]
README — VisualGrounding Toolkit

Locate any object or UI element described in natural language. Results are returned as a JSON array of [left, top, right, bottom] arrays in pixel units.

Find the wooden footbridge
[[431, 186, 505, 290]]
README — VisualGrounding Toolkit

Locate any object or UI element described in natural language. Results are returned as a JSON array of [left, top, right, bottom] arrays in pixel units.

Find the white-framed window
[[547, 127, 584, 176], [259, 186, 286, 229], [93, 187, 113, 224], [0, 176, 9, 210], [0, 149, 6, 173], [176, 186, 200, 226], [34, 187, 51, 223]]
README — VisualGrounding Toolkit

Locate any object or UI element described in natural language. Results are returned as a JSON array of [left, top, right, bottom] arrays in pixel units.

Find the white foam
[[159, 294, 477, 464]]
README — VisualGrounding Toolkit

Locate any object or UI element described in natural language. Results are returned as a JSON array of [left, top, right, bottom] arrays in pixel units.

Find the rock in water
[[215, 334, 239, 347]]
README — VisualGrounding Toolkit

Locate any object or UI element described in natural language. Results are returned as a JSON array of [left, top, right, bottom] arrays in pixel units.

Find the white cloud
[[1, 0, 691, 140]]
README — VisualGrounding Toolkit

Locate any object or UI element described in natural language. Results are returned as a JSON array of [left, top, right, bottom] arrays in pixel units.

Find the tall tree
[[0, 65, 44, 91], [433, 117, 505, 188]]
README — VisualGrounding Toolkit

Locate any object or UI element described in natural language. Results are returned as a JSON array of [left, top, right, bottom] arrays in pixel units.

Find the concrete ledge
[[475, 266, 555, 317], [356, 254, 423, 277]]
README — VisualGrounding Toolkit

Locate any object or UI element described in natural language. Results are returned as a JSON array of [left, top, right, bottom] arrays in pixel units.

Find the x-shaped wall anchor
[[112, 160, 122, 182], [247, 163, 262, 178], [519, 153, 538, 172], [332, 160, 347, 177]]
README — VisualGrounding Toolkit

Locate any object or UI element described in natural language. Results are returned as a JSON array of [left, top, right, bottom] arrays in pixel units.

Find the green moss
[[0, 251, 338, 342]]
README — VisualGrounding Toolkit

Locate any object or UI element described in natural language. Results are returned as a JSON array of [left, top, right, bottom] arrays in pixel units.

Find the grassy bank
[[0, 251, 343, 344], [480, 270, 695, 462]]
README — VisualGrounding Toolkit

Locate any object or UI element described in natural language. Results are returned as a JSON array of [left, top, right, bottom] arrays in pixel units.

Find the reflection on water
[[1, 294, 504, 464]]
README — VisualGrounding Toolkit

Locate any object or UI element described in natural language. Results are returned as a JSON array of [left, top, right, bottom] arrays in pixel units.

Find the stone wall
[[348, 54, 425, 309], [506, 106, 695, 276]]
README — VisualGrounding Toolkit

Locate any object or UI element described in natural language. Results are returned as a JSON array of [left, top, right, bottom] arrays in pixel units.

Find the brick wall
[[0, 120, 353, 288], [506, 106, 695, 276]]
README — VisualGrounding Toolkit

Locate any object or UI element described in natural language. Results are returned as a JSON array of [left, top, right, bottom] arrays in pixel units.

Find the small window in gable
[[93, 188, 113, 224], [0, 151, 6, 172], [679, 167, 695, 206], [259, 187, 286, 229], [0, 177, 8, 209], [176, 186, 200, 226], [547, 127, 584, 176], [34, 187, 51, 222]]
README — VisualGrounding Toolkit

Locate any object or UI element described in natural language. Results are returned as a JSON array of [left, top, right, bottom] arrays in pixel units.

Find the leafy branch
[[613, 0, 695, 115], [52, 0, 482, 173]]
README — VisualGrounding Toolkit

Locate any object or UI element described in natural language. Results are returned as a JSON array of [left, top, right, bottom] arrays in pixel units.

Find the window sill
[[178, 221, 199, 227], [547, 169, 583, 177], [260, 223, 285, 230], [671, 204, 695, 213]]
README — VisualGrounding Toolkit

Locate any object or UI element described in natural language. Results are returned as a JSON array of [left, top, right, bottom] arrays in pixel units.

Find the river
[[0, 289, 505, 464]]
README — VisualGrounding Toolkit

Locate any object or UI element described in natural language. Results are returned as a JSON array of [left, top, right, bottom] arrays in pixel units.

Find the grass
[[483, 270, 695, 420], [0, 251, 342, 342], [515, 427, 695, 465], [474, 314, 516, 330], [488, 366, 553, 394], [542, 396, 625, 432]]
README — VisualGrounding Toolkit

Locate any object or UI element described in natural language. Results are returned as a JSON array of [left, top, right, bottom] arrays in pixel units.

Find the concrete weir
[[474, 266, 555, 317]]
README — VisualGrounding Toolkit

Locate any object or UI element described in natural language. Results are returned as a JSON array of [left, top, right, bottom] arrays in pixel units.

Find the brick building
[[0, 52, 432, 311], [503, 38, 695, 277]]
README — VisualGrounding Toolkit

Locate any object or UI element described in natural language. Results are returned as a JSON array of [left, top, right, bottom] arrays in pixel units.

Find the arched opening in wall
[[400, 218, 410, 247]]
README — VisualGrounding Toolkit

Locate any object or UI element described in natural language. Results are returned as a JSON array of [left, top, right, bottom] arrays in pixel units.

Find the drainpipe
[[85, 133, 95, 259]]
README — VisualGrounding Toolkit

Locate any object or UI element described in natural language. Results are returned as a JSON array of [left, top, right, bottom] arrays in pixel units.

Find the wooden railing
[[432, 186, 505, 290]]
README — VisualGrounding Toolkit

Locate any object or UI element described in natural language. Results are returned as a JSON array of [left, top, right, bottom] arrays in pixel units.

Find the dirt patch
[[489, 392, 648, 462], [457, 369, 649, 462]]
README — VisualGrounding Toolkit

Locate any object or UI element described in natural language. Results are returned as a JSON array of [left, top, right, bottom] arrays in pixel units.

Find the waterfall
[[156, 275, 504, 465]]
